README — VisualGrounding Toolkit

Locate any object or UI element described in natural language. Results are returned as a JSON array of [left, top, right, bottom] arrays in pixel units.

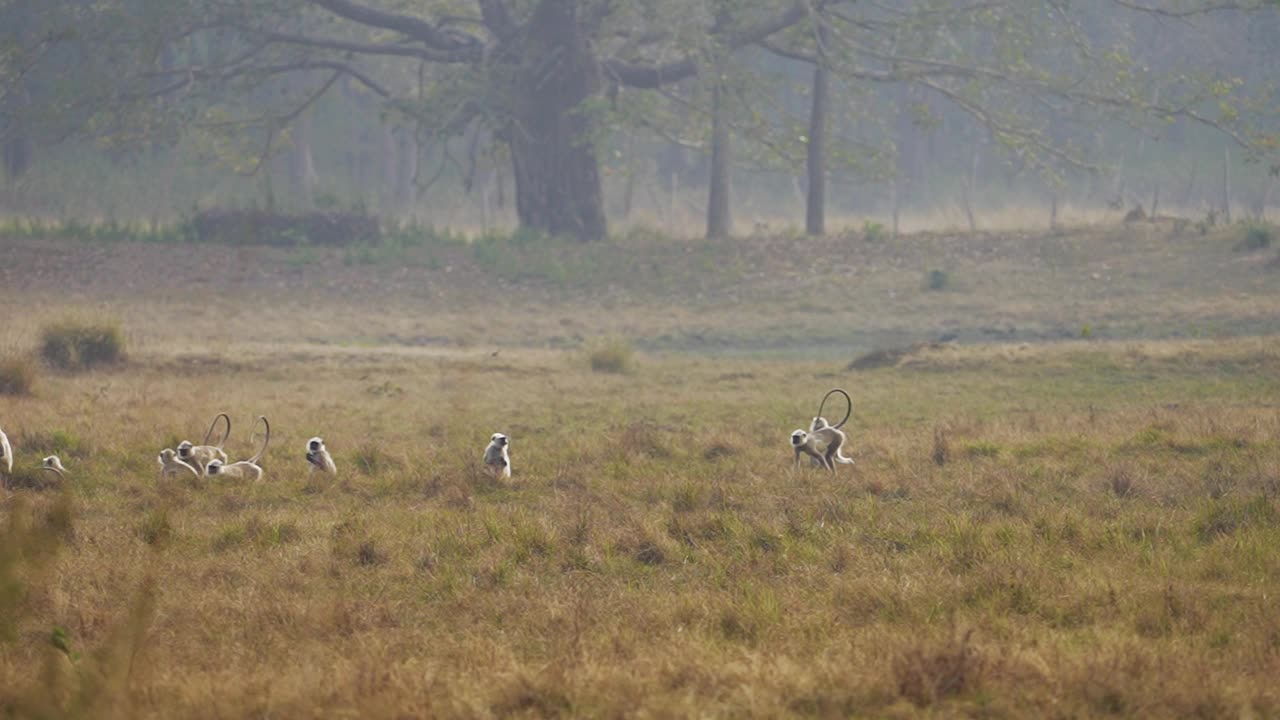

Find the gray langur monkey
[[791, 429, 832, 471], [207, 416, 270, 481], [809, 388, 855, 469], [158, 448, 200, 480], [305, 436, 336, 474], [177, 413, 231, 476], [41, 455, 67, 478], [483, 433, 511, 478]]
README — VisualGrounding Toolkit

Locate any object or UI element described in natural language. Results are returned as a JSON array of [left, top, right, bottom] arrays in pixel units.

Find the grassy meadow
[[2, 221, 1280, 717]]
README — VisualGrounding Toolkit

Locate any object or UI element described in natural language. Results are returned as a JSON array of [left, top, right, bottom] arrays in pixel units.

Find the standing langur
[[158, 448, 200, 480], [305, 437, 336, 474], [207, 416, 270, 481], [483, 433, 511, 478], [810, 388, 856, 469], [791, 429, 832, 471], [177, 413, 231, 476]]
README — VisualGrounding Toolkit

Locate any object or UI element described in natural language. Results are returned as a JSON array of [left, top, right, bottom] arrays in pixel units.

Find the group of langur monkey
[[2, 390, 843, 489], [1, 415, 510, 489]]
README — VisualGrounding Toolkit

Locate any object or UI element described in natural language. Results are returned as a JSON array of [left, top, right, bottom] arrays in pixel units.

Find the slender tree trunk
[[805, 25, 830, 236], [1223, 147, 1232, 224], [706, 81, 732, 238], [289, 109, 318, 208], [622, 132, 637, 219], [395, 128, 418, 211], [508, 0, 607, 240], [963, 145, 979, 233]]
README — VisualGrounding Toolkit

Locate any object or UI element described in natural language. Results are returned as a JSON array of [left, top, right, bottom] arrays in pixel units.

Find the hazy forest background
[[2, 0, 1278, 239]]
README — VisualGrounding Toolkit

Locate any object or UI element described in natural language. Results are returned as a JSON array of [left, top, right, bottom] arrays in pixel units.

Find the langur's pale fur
[[0, 427, 11, 487], [41, 455, 67, 478], [483, 433, 511, 478], [791, 429, 831, 471], [177, 413, 231, 476], [207, 416, 270, 481], [305, 436, 336, 475], [158, 448, 200, 480]]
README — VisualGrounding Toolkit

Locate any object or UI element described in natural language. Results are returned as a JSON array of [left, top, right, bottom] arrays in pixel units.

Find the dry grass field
[[2, 221, 1280, 718]]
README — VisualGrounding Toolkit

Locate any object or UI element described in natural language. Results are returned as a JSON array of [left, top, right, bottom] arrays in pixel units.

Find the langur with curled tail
[[207, 416, 270, 481], [177, 413, 231, 476], [809, 388, 855, 469]]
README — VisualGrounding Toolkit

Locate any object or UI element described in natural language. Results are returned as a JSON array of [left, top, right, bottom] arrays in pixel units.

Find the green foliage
[[863, 221, 886, 243], [0, 354, 38, 396], [1237, 222, 1274, 251], [40, 318, 126, 371], [925, 269, 949, 291], [587, 337, 635, 374]]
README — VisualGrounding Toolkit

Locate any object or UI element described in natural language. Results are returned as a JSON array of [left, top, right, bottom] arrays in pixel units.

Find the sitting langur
[[483, 433, 511, 478], [42, 456, 67, 478], [177, 413, 231, 476], [158, 448, 200, 480], [305, 436, 337, 474], [206, 416, 270, 481]]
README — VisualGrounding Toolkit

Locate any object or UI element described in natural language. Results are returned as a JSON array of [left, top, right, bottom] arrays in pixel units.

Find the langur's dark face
[[309, 440, 322, 451], [791, 431, 806, 447]]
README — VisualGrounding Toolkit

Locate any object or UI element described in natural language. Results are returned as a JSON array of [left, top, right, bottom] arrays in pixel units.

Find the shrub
[[0, 354, 37, 395], [40, 319, 125, 370], [863, 220, 886, 242], [925, 269, 949, 291], [1238, 222, 1274, 251], [189, 208, 380, 247], [587, 337, 634, 374]]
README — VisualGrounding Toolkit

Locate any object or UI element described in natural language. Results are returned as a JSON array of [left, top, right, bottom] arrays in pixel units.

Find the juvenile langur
[[305, 437, 336, 474], [483, 433, 511, 478], [41, 456, 67, 478], [158, 448, 200, 480], [207, 416, 270, 481], [791, 429, 832, 471], [810, 388, 856, 469], [177, 413, 231, 476]]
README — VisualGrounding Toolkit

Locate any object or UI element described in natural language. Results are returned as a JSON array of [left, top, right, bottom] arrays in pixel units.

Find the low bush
[[1237, 222, 1274, 251], [40, 319, 125, 371], [190, 208, 381, 247]]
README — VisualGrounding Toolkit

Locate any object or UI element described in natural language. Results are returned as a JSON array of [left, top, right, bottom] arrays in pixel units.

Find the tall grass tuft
[[0, 354, 37, 395], [40, 318, 126, 371]]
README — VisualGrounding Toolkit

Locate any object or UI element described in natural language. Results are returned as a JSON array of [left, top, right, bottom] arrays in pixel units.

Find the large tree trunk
[[508, 0, 607, 241], [706, 81, 732, 238], [804, 29, 829, 236]]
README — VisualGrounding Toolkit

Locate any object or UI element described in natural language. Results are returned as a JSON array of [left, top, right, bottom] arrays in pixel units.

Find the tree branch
[[604, 1, 808, 88], [307, 0, 484, 58]]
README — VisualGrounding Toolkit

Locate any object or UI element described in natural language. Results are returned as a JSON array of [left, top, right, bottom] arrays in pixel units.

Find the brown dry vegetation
[[1, 224, 1280, 717]]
